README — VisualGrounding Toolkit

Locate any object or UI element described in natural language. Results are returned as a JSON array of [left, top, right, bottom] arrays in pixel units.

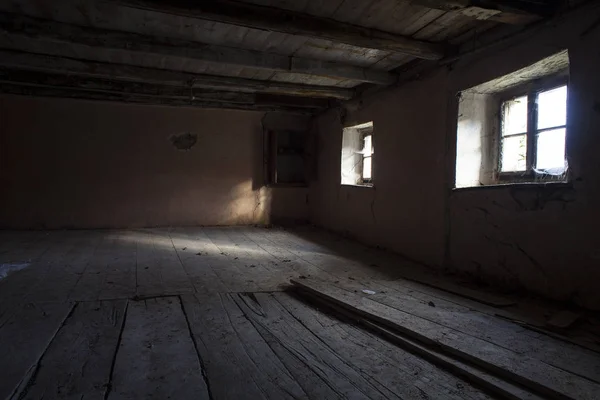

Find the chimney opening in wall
[[341, 122, 374, 187]]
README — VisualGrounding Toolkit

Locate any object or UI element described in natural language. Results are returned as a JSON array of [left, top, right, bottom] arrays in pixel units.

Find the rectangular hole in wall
[[455, 50, 569, 188], [341, 121, 374, 187]]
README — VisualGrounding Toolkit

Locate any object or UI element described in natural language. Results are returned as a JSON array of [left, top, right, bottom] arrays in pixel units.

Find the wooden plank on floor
[[107, 297, 209, 400], [272, 292, 491, 400], [292, 278, 600, 400], [280, 290, 541, 400], [359, 319, 544, 400], [0, 302, 73, 400], [181, 293, 307, 399], [343, 276, 600, 384], [234, 291, 473, 400], [19, 300, 127, 400], [231, 292, 360, 399]]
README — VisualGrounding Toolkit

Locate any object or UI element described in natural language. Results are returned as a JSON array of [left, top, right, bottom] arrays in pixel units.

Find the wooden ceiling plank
[[109, 0, 448, 59], [0, 50, 354, 100], [407, 0, 553, 24], [0, 12, 396, 85]]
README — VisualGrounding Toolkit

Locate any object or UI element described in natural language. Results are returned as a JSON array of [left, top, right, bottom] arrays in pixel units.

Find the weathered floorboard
[[337, 276, 600, 384], [19, 300, 127, 400], [108, 297, 209, 400], [0, 302, 73, 400], [181, 293, 306, 399], [292, 278, 600, 400], [274, 292, 494, 400]]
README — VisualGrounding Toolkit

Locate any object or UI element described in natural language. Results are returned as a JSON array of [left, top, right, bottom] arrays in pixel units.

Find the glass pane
[[537, 85, 567, 130], [363, 135, 373, 156], [536, 128, 566, 171], [500, 135, 527, 172], [363, 156, 372, 180], [502, 95, 528, 136]]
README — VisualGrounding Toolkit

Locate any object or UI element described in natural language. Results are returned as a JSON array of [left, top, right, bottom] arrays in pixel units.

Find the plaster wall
[[0, 96, 309, 228], [310, 70, 448, 267], [310, 3, 600, 308]]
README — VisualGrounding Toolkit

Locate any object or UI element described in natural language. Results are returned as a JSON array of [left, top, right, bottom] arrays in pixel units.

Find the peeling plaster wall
[[0, 96, 309, 228], [310, 3, 600, 308]]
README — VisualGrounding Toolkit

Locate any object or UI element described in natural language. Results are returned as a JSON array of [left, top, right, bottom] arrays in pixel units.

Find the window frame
[[496, 75, 568, 183], [360, 130, 373, 185], [340, 122, 375, 188], [263, 129, 308, 187]]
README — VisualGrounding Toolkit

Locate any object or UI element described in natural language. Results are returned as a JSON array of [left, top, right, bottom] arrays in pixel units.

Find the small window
[[361, 133, 373, 183], [500, 85, 567, 176], [264, 130, 307, 186], [454, 50, 570, 188], [341, 122, 374, 186]]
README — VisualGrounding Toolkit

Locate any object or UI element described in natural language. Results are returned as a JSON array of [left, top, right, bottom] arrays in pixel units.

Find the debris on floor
[[0, 262, 30, 280]]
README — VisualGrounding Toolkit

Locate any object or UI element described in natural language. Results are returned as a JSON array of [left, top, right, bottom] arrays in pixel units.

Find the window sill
[[267, 183, 308, 188], [341, 183, 374, 189], [453, 180, 571, 193]]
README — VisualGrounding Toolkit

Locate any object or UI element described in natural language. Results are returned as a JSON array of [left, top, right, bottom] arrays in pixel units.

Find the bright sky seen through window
[[536, 86, 567, 170], [362, 135, 373, 180], [501, 96, 528, 172], [500, 85, 567, 173]]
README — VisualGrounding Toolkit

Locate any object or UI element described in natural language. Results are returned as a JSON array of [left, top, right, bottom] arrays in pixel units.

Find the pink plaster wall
[[310, 3, 600, 309], [310, 70, 449, 267], [0, 96, 308, 228]]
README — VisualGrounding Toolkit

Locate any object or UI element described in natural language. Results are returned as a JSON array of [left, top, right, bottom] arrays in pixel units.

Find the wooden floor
[[0, 226, 598, 399]]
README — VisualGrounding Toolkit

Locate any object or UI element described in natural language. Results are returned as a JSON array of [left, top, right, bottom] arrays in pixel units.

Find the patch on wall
[[170, 132, 198, 151]]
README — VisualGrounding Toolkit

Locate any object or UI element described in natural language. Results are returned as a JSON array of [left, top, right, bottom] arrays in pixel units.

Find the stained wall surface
[[0, 96, 309, 228], [310, 3, 600, 309]]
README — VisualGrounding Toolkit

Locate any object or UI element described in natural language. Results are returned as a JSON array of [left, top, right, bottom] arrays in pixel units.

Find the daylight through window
[[455, 50, 569, 188], [362, 133, 373, 183], [500, 85, 567, 175], [341, 122, 374, 186]]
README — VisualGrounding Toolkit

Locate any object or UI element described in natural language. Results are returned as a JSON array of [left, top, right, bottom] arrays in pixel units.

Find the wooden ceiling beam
[[0, 51, 354, 100], [410, 0, 556, 24], [0, 82, 321, 113], [0, 67, 331, 109], [110, 0, 448, 60], [0, 13, 396, 86]]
